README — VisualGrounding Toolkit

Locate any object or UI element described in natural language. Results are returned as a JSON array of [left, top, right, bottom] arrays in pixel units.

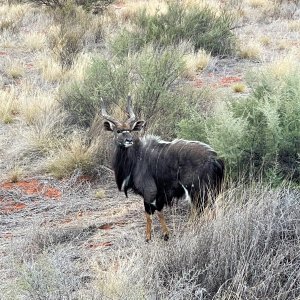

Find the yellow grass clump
[[5, 60, 25, 79], [0, 4, 28, 32], [288, 20, 300, 32], [239, 41, 262, 59], [6, 166, 24, 183], [183, 49, 211, 79], [259, 35, 271, 46], [0, 88, 18, 124], [119, 0, 168, 21], [23, 32, 47, 51], [267, 56, 297, 78], [18, 89, 59, 125], [276, 39, 291, 50], [47, 133, 101, 179], [37, 51, 64, 82], [232, 82, 246, 93], [247, 0, 271, 9]]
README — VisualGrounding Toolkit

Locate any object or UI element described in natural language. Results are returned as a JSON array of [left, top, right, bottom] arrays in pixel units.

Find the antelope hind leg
[[157, 210, 169, 241]]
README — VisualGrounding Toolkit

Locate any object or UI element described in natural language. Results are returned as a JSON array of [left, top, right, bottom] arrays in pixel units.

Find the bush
[[111, 2, 237, 57], [177, 69, 300, 183], [60, 45, 195, 138], [47, 2, 91, 69]]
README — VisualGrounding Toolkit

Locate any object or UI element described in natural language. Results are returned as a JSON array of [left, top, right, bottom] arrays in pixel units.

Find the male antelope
[[102, 96, 224, 241]]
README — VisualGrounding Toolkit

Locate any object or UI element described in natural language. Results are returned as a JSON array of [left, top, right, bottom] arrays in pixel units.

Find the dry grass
[[277, 39, 291, 50], [0, 88, 18, 123], [247, 0, 271, 9], [23, 32, 47, 51], [47, 132, 103, 179], [239, 41, 262, 59], [0, 4, 27, 32], [5, 60, 25, 79], [0, 30, 17, 48], [267, 55, 297, 78], [232, 82, 246, 93], [93, 183, 300, 299], [119, 0, 168, 21], [37, 51, 64, 82], [46, 5, 90, 69], [288, 20, 300, 32], [259, 35, 271, 46], [18, 89, 59, 125], [183, 49, 212, 79], [18, 109, 66, 156], [6, 165, 24, 183]]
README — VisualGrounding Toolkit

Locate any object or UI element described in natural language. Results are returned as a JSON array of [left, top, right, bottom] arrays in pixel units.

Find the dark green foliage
[[112, 2, 236, 56]]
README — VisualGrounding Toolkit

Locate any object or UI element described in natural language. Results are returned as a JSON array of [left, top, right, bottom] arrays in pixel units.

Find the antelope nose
[[125, 137, 133, 143]]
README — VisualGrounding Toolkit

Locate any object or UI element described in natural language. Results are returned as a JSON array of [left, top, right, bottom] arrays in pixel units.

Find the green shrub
[[111, 2, 236, 56], [60, 45, 193, 138], [177, 70, 300, 183], [60, 55, 131, 126]]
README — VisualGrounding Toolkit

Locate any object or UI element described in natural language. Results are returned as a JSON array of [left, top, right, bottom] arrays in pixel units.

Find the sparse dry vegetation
[[0, 0, 300, 299]]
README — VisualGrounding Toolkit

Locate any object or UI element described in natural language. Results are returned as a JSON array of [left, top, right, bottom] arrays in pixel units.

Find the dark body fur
[[113, 136, 224, 215]]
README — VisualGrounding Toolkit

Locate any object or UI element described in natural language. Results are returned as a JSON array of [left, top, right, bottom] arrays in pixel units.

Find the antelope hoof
[[163, 233, 169, 241], [146, 238, 151, 243]]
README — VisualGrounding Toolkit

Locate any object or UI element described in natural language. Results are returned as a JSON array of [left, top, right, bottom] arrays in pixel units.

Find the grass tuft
[[232, 82, 246, 93], [47, 132, 105, 178], [239, 41, 262, 59], [0, 88, 18, 123], [5, 60, 25, 79]]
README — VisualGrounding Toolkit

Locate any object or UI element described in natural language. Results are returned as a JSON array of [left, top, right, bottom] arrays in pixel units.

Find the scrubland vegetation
[[0, 0, 299, 299]]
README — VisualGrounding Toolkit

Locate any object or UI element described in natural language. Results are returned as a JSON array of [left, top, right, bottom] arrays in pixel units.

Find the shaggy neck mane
[[112, 140, 140, 195]]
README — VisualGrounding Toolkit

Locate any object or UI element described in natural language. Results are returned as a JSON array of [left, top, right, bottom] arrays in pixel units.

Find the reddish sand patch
[[0, 196, 26, 214], [193, 79, 204, 88], [0, 180, 62, 199], [220, 76, 242, 87], [0, 51, 8, 56]]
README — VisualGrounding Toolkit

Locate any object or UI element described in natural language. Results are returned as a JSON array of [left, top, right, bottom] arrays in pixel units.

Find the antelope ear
[[131, 120, 146, 131], [103, 121, 115, 131]]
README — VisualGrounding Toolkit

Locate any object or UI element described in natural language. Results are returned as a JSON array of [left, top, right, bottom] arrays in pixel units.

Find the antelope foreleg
[[145, 213, 152, 242], [157, 211, 169, 241]]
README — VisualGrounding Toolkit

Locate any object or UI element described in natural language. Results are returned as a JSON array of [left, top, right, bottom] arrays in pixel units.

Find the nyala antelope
[[102, 96, 224, 241]]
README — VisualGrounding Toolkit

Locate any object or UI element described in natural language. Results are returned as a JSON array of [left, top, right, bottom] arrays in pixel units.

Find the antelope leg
[[145, 212, 152, 242], [157, 210, 169, 241]]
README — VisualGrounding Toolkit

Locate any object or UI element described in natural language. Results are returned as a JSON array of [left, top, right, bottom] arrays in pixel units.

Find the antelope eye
[[116, 129, 122, 134]]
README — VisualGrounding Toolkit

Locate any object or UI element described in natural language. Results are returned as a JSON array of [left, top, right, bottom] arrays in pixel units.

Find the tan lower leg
[[145, 213, 152, 241], [157, 211, 169, 238]]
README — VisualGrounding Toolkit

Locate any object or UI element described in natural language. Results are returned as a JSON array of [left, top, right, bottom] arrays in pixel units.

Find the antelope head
[[101, 95, 145, 148]]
